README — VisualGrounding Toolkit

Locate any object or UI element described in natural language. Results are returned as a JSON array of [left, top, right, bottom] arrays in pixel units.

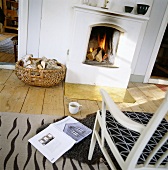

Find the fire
[[87, 32, 108, 63], [90, 48, 93, 52], [98, 34, 106, 50]]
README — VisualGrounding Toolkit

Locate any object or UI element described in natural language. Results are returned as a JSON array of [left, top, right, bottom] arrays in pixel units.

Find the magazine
[[28, 116, 92, 163]]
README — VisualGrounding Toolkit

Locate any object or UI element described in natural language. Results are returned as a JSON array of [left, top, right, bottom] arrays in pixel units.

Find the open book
[[28, 116, 92, 163]]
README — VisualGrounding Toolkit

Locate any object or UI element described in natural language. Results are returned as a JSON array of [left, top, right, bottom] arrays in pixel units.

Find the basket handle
[[29, 70, 43, 78]]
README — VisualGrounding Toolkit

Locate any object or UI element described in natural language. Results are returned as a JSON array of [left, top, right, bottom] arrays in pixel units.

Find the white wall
[[18, 0, 29, 59], [38, 0, 80, 64], [27, 0, 43, 57], [132, 0, 168, 76]]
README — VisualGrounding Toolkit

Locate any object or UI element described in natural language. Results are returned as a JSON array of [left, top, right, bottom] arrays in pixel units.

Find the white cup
[[69, 102, 82, 114]]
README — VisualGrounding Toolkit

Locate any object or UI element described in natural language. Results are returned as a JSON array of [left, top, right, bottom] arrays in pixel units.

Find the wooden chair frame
[[88, 89, 168, 170]]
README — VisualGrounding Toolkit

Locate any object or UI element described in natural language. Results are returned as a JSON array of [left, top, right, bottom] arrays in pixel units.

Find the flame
[[90, 48, 93, 53], [98, 34, 106, 50]]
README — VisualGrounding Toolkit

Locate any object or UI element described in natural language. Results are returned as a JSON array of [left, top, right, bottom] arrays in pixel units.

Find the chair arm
[[100, 89, 145, 133]]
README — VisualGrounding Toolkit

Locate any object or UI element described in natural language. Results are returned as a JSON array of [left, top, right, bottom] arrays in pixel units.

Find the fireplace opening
[[84, 26, 121, 67]]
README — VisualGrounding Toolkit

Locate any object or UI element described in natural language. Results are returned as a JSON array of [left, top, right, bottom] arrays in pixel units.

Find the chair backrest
[[126, 91, 168, 169], [100, 89, 168, 170]]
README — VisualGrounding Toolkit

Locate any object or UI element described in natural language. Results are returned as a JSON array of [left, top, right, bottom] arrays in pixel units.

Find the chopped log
[[92, 48, 98, 57], [102, 54, 108, 61], [87, 49, 98, 60], [41, 61, 46, 69], [96, 49, 102, 62], [37, 64, 43, 70], [87, 53, 94, 60]]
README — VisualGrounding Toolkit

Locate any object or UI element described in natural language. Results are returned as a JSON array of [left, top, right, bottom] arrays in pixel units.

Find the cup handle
[[79, 105, 82, 111]]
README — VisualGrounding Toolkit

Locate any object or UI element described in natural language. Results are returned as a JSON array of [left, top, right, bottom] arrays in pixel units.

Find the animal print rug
[[0, 112, 108, 170]]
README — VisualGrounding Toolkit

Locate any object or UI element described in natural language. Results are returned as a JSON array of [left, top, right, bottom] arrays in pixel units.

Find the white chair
[[88, 89, 168, 170]]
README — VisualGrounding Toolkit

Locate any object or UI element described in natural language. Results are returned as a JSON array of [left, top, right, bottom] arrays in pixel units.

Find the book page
[[53, 116, 92, 143], [28, 124, 75, 163]]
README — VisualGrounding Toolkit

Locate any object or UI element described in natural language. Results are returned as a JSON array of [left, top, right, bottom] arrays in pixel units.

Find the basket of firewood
[[15, 55, 66, 87]]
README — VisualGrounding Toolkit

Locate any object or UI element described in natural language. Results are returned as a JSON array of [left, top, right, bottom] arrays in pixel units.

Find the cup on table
[[69, 102, 82, 114]]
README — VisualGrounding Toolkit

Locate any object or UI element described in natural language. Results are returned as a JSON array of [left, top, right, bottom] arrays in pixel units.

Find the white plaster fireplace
[[65, 5, 149, 88]]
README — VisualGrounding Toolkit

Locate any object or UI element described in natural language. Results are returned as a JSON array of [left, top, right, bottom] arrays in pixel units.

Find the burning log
[[102, 54, 108, 61], [96, 49, 103, 62], [87, 47, 108, 62], [87, 53, 94, 61], [87, 49, 98, 60]]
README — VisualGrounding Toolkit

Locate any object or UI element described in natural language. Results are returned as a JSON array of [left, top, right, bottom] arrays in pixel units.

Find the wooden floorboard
[[5, 71, 26, 86], [21, 87, 45, 114], [0, 69, 13, 84], [0, 69, 167, 120], [79, 100, 100, 118], [0, 84, 4, 92], [127, 83, 158, 113], [42, 83, 65, 116], [0, 52, 15, 63], [0, 85, 29, 112]]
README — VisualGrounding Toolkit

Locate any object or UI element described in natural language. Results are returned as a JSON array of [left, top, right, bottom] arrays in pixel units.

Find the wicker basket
[[15, 59, 66, 87]]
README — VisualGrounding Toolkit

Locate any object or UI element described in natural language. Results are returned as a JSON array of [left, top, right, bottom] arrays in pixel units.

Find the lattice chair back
[[88, 89, 168, 170]]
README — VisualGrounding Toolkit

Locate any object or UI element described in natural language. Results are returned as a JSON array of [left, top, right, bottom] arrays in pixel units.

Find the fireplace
[[65, 5, 149, 88], [84, 26, 122, 67]]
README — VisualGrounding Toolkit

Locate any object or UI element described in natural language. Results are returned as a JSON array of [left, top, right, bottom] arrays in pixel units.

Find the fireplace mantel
[[74, 4, 149, 21]]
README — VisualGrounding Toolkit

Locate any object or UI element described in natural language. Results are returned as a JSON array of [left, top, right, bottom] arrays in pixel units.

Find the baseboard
[[129, 74, 145, 83], [0, 63, 15, 69], [148, 78, 168, 85]]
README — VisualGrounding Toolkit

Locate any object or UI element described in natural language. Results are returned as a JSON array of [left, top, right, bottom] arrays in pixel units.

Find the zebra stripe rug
[[0, 112, 108, 170]]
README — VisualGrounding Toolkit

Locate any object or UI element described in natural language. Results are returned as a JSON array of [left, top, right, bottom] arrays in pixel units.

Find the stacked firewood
[[20, 54, 62, 70]]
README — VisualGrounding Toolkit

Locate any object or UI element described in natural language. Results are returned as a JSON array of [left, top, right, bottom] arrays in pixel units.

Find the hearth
[[65, 5, 149, 88]]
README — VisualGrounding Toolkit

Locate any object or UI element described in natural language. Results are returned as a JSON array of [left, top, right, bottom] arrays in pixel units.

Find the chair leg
[[88, 133, 97, 160], [88, 114, 100, 160]]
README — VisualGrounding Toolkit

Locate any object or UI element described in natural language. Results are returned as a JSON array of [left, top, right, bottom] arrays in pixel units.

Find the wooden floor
[[0, 52, 15, 63], [0, 69, 168, 120]]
